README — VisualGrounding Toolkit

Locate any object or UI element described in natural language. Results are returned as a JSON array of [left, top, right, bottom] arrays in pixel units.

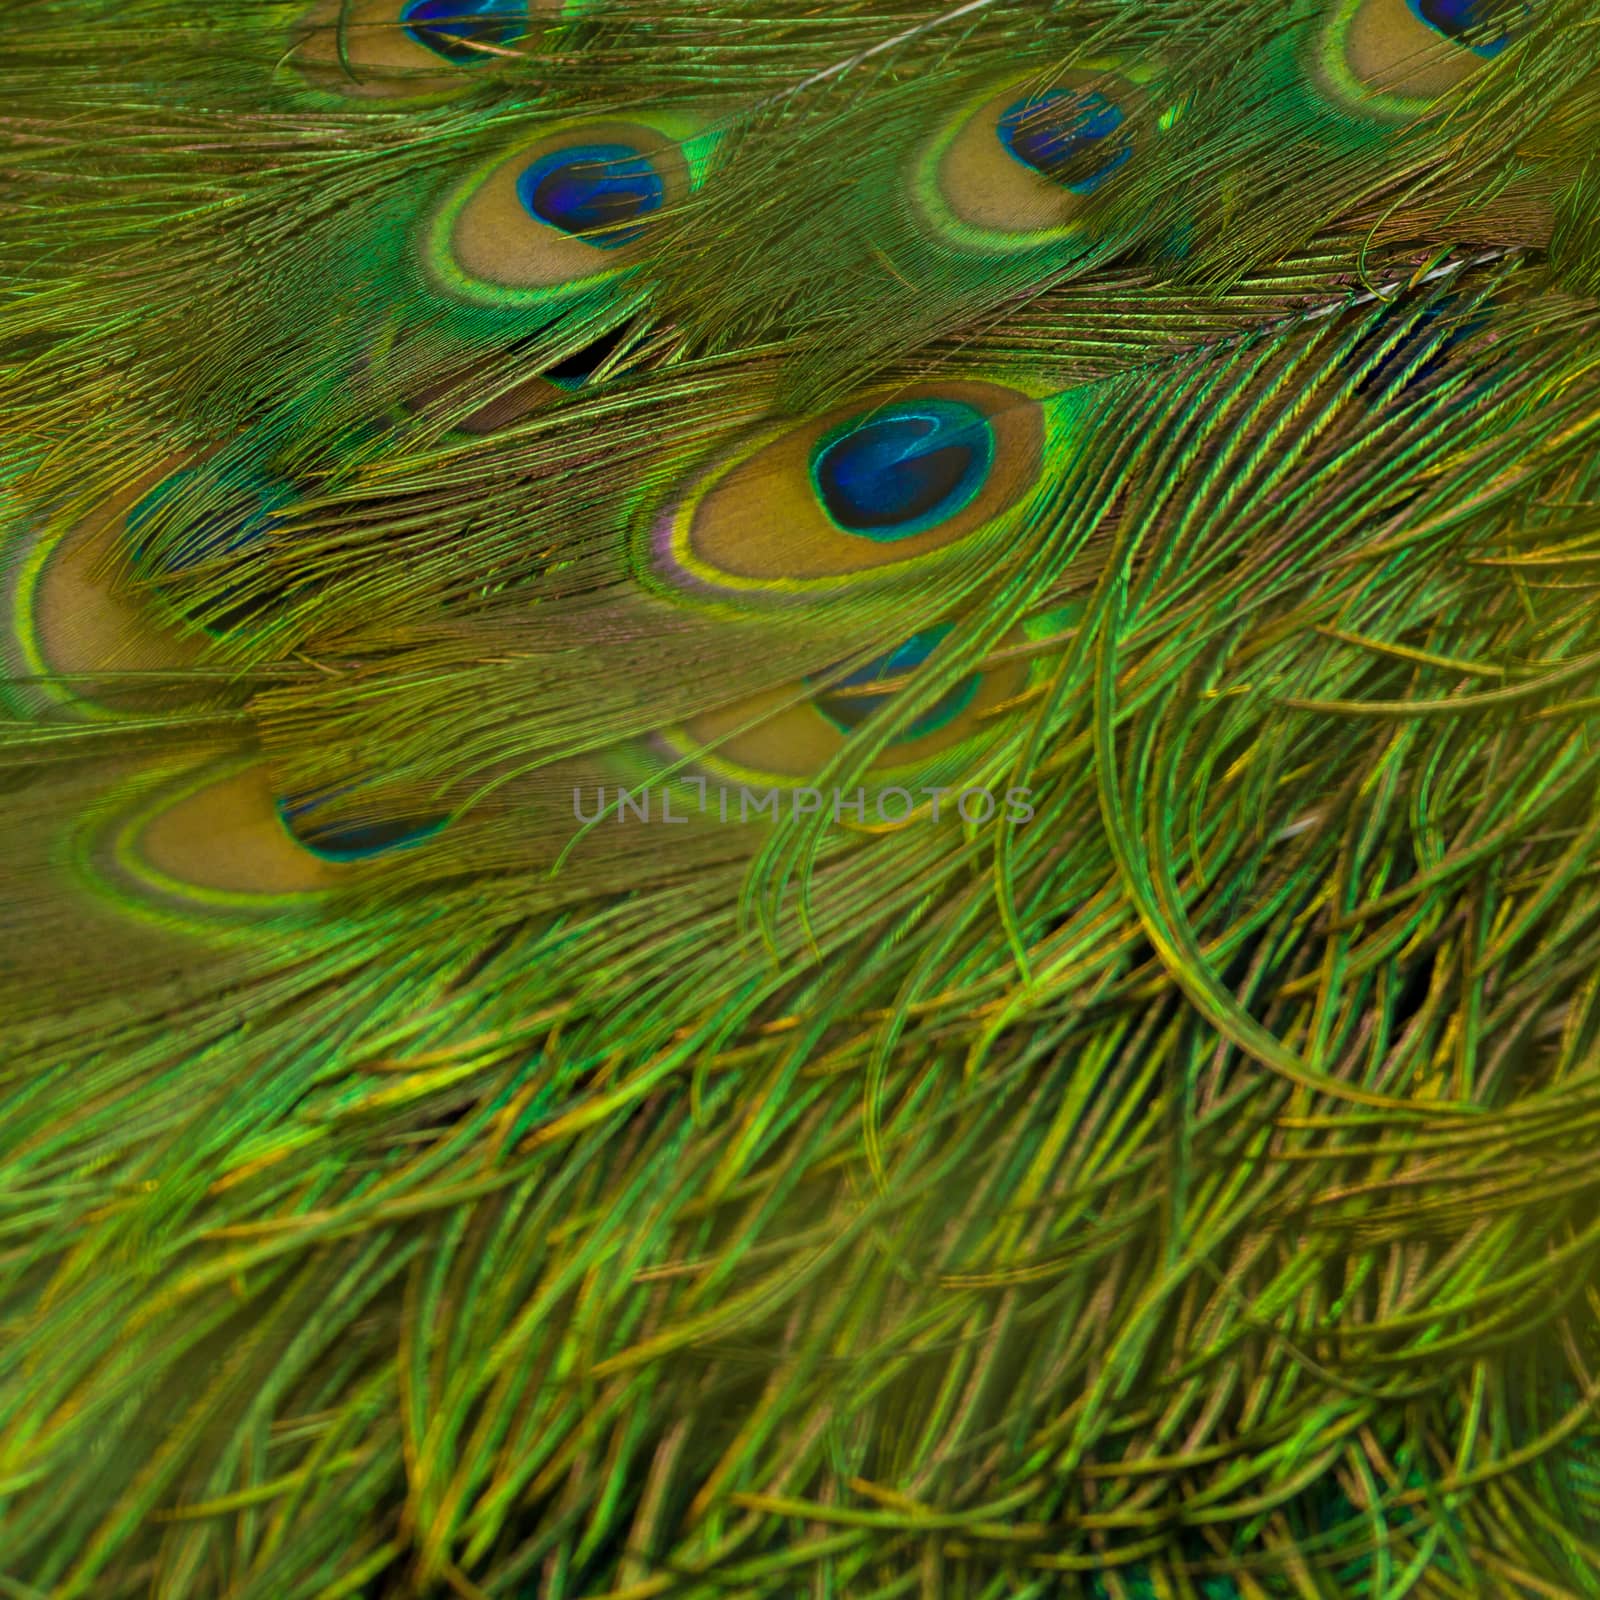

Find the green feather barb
[[4, 1, 1600, 1596]]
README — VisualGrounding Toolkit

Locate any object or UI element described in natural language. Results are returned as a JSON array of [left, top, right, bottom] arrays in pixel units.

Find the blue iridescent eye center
[[516, 143, 664, 248], [1409, 0, 1522, 55], [127, 465, 300, 632], [811, 400, 994, 541], [811, 627, 981, 744], [401, 0, 526, 64], [128, 468, 289, 577], [997, 89, 1132, 195], [279, 787, 446, 862]]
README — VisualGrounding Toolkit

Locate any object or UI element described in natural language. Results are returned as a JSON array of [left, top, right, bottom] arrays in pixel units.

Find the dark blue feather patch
[[811, 401, 995, 540], [516, 144, 665, 248], [1409, 0, 1523, 55], [401, 0, 526, 64], [811, 627, 981, 743], [997, 90, 1132, 195], [279, 787, 446, 861]]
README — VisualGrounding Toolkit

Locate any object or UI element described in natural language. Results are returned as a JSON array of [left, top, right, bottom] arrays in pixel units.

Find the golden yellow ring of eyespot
[[3, 457, 208, 722], [641, 623, 1035, 810], [645, 378, 1050, 606], [288, 0, 568, 99], [913, 57, 1171, 253], [70, 757, 346, 936], [1316, 0, 1490, 119], [425, 113, 718, 308]]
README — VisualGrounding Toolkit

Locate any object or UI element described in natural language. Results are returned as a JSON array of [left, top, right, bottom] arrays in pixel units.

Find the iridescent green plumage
[[4, 1, 1600, 1596]]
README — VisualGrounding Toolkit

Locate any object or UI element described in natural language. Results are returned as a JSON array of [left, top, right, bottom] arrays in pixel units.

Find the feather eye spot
[[126, 467, 299, 633], [919, 67, 1153, 243], [279, 789, 446, 861], [997, 90, 1132, 195], [516, 144, 665, 248], [671, 621, 1032, 783], [290, 0, 558, 98], [127, 471, 280, 576], [1410, 0, 1520, 53], [433, 118, 704, 298], [810, 628, 981, 742], [401, 0, 525, 62], [811, 401, 994, 541], [1321, 0, 1507, 109], [652, 379, 1045, 594], [105, 763, 344, 903], [5, 452, 211, 719]]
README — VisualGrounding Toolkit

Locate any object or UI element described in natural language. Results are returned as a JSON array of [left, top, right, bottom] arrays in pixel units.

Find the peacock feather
[[4, 0, 1600, 1595]]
